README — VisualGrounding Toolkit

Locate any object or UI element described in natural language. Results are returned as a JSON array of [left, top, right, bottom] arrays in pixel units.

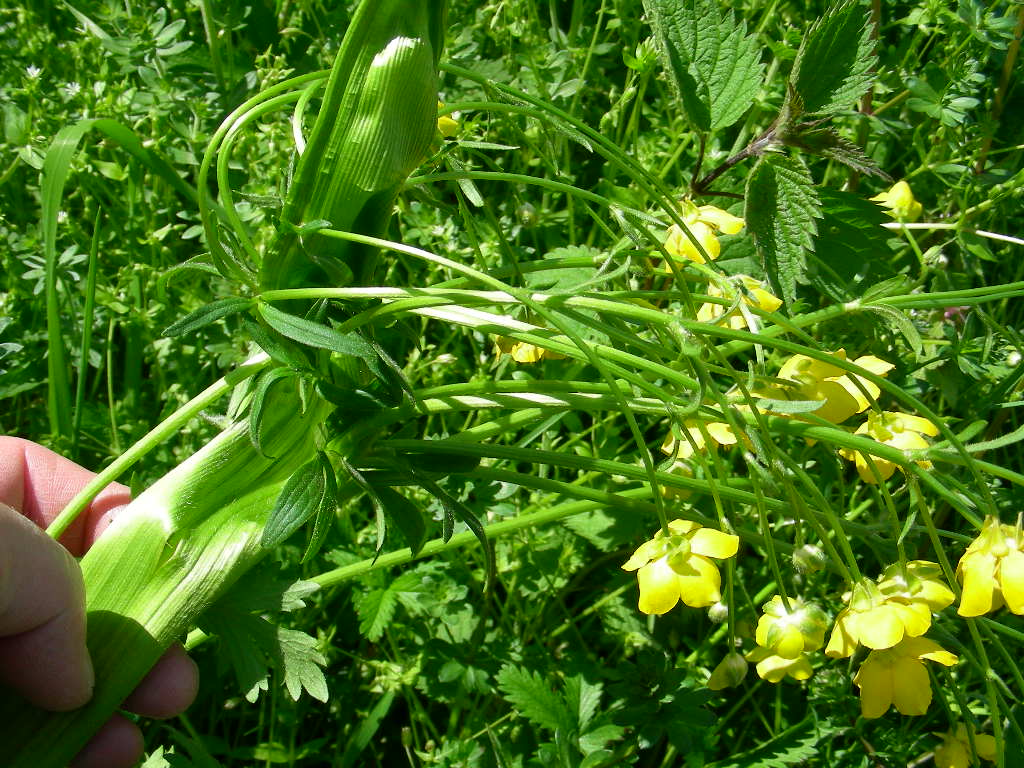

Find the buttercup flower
[[494, 336, 566, 363], [744, 646, 814, 683], [662, 200, 745, 265], [660, 420, 739, 460], [621, 519, 739, 614], [871, 180, 923, 222], [696, 275, 782, 331], [956, 515, 1024, 616], [826, 561, 954, 658], [707, 651, 748, 690], [934, 724, 997, 768], [769, 350, 894, 424], [839, 411, 938, 483], [853, 637, 957, 718], [755, 595, 829, 659], [437, 100, 459, 138]]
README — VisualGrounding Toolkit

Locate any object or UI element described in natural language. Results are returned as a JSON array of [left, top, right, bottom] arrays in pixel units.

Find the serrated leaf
[[745, 154, 821, 306], [712, 716, 845, 768], [782, 126, 886, 178], [642, 0, 763, 131], [497, 665, 574, 733], [808, 188, 896, 301], [788, 1, 875, 116], [353, 571, 424, 641], [262, 453, 332, 547]]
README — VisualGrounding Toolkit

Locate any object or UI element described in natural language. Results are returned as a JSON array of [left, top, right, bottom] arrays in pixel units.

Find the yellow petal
[[674, 554, 722, 607], [974, 733, 998, 761], [891, 412, 939, 436], [854, 451, 897, 483], [690, 528, 739, 559], [836, 375, 881, 413], [667, 518, 700, 536], [891, 601, 932, 638], [622, 538, 663, 571], [772, 627, 806, 660], [890, 658, 932, 715], [902, 636, 958, 666], [697, 205, 745, 235], [851, 355, 895, 377], [636, 558, 682, 615], [665, 220, 719, 263], [705, 421, 738, 446], [853, 654, 893, 718], [825, 611, 858, 658], [853, 604, 905, 649], [934, 736, 970, 768], [999, 548, 1024, 614], [809, 380, 861, 424], [747, 286, 783, 312], [958, 551, 997, 616]]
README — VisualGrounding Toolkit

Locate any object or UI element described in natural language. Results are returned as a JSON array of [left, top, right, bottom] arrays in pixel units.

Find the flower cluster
[[621, 519, 739, 614], [661, 201, 745, 265]]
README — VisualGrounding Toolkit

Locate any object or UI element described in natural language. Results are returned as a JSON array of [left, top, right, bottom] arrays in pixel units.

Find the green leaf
[[301, 457, 340, 563], [781, 126, 886, 177], [711, 716, 845, 768], [353, 572, 424, 641], [642, 0, 763, 131], [248, 368, 297, 456], [258, 302, 387, 385], [371, 486, 428, 556], [496, 665, 574, 734], [807, 188, 896, 301], [860, 303, 923, 358], [788, 0, 875, 116], [745, 154, 821, 306], [261, 453, 332, 547], [278, 627, 328, 702]]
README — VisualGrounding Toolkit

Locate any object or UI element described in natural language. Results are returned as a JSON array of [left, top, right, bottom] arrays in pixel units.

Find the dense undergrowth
[[2, 0, 1024, 766]]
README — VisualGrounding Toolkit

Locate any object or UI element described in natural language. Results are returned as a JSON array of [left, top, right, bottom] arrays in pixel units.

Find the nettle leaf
[[642, 0, 763, 132], [782, 126, 886, 178], [808, 188, 895, 302], [497, 665, 574, 734], [745, 154, 821, 306], [788, 0, 875, 116]]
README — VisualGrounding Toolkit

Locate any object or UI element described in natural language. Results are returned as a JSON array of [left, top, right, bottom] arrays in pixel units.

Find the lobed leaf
[[496, 665, 574, 734]]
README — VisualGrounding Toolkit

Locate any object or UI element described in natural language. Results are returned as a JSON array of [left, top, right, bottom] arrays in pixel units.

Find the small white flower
[[25, 65, 42, 79], [63, 81, 81, 98], [57, 210, 68, 224]]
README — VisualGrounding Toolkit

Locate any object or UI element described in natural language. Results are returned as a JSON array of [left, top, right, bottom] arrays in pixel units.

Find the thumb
[[0, 502, 94, 711]]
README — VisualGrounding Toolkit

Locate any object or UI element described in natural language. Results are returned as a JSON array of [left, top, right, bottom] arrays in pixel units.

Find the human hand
[[0, 437, 199, 768]]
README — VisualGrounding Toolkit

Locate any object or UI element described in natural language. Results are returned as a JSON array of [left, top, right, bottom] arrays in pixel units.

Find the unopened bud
[[792, 544, 827, 573]]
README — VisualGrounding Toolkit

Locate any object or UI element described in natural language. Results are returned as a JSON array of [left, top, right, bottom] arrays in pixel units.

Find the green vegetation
[[2, 0, 1023, 765]]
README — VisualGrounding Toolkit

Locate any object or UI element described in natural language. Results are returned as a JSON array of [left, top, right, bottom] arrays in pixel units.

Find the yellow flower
[[770, 350, 894, 424], [839, 410, 939, 483], [707, 651, 748, 690], [853, 637, 957, 718], [825, 561, 954, 658], [621, 519, 739, 614], [744, 646, 814, 683], [956, 515, 1024, 617], [934, 724, 998, 768], [437, 100, 459, 138], [754, 595, 829, 659], [871, 180, 923, 222], [660, 420, 739, 460], [662, 201, 745, 265], [494, 336, 566, 363], [696, 275, 782, 330]]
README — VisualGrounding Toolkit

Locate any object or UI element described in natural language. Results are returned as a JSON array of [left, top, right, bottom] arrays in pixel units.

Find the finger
[[0, 437, 131, 556], [122, 642, 200, 719], [0, 503, 93, 710], [69, 713, 145, 768]]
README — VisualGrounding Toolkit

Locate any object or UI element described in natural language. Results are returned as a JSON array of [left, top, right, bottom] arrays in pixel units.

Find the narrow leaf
[[258, 302, 380, 371], [642, 0, 763, 131], [745, 154, 821, 306], [248, 367, 297, 456], [301, 456, 339, 563], [162, 297, 253, 337], [788, 0, 876, 116], [371, 486, 428, 556]]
